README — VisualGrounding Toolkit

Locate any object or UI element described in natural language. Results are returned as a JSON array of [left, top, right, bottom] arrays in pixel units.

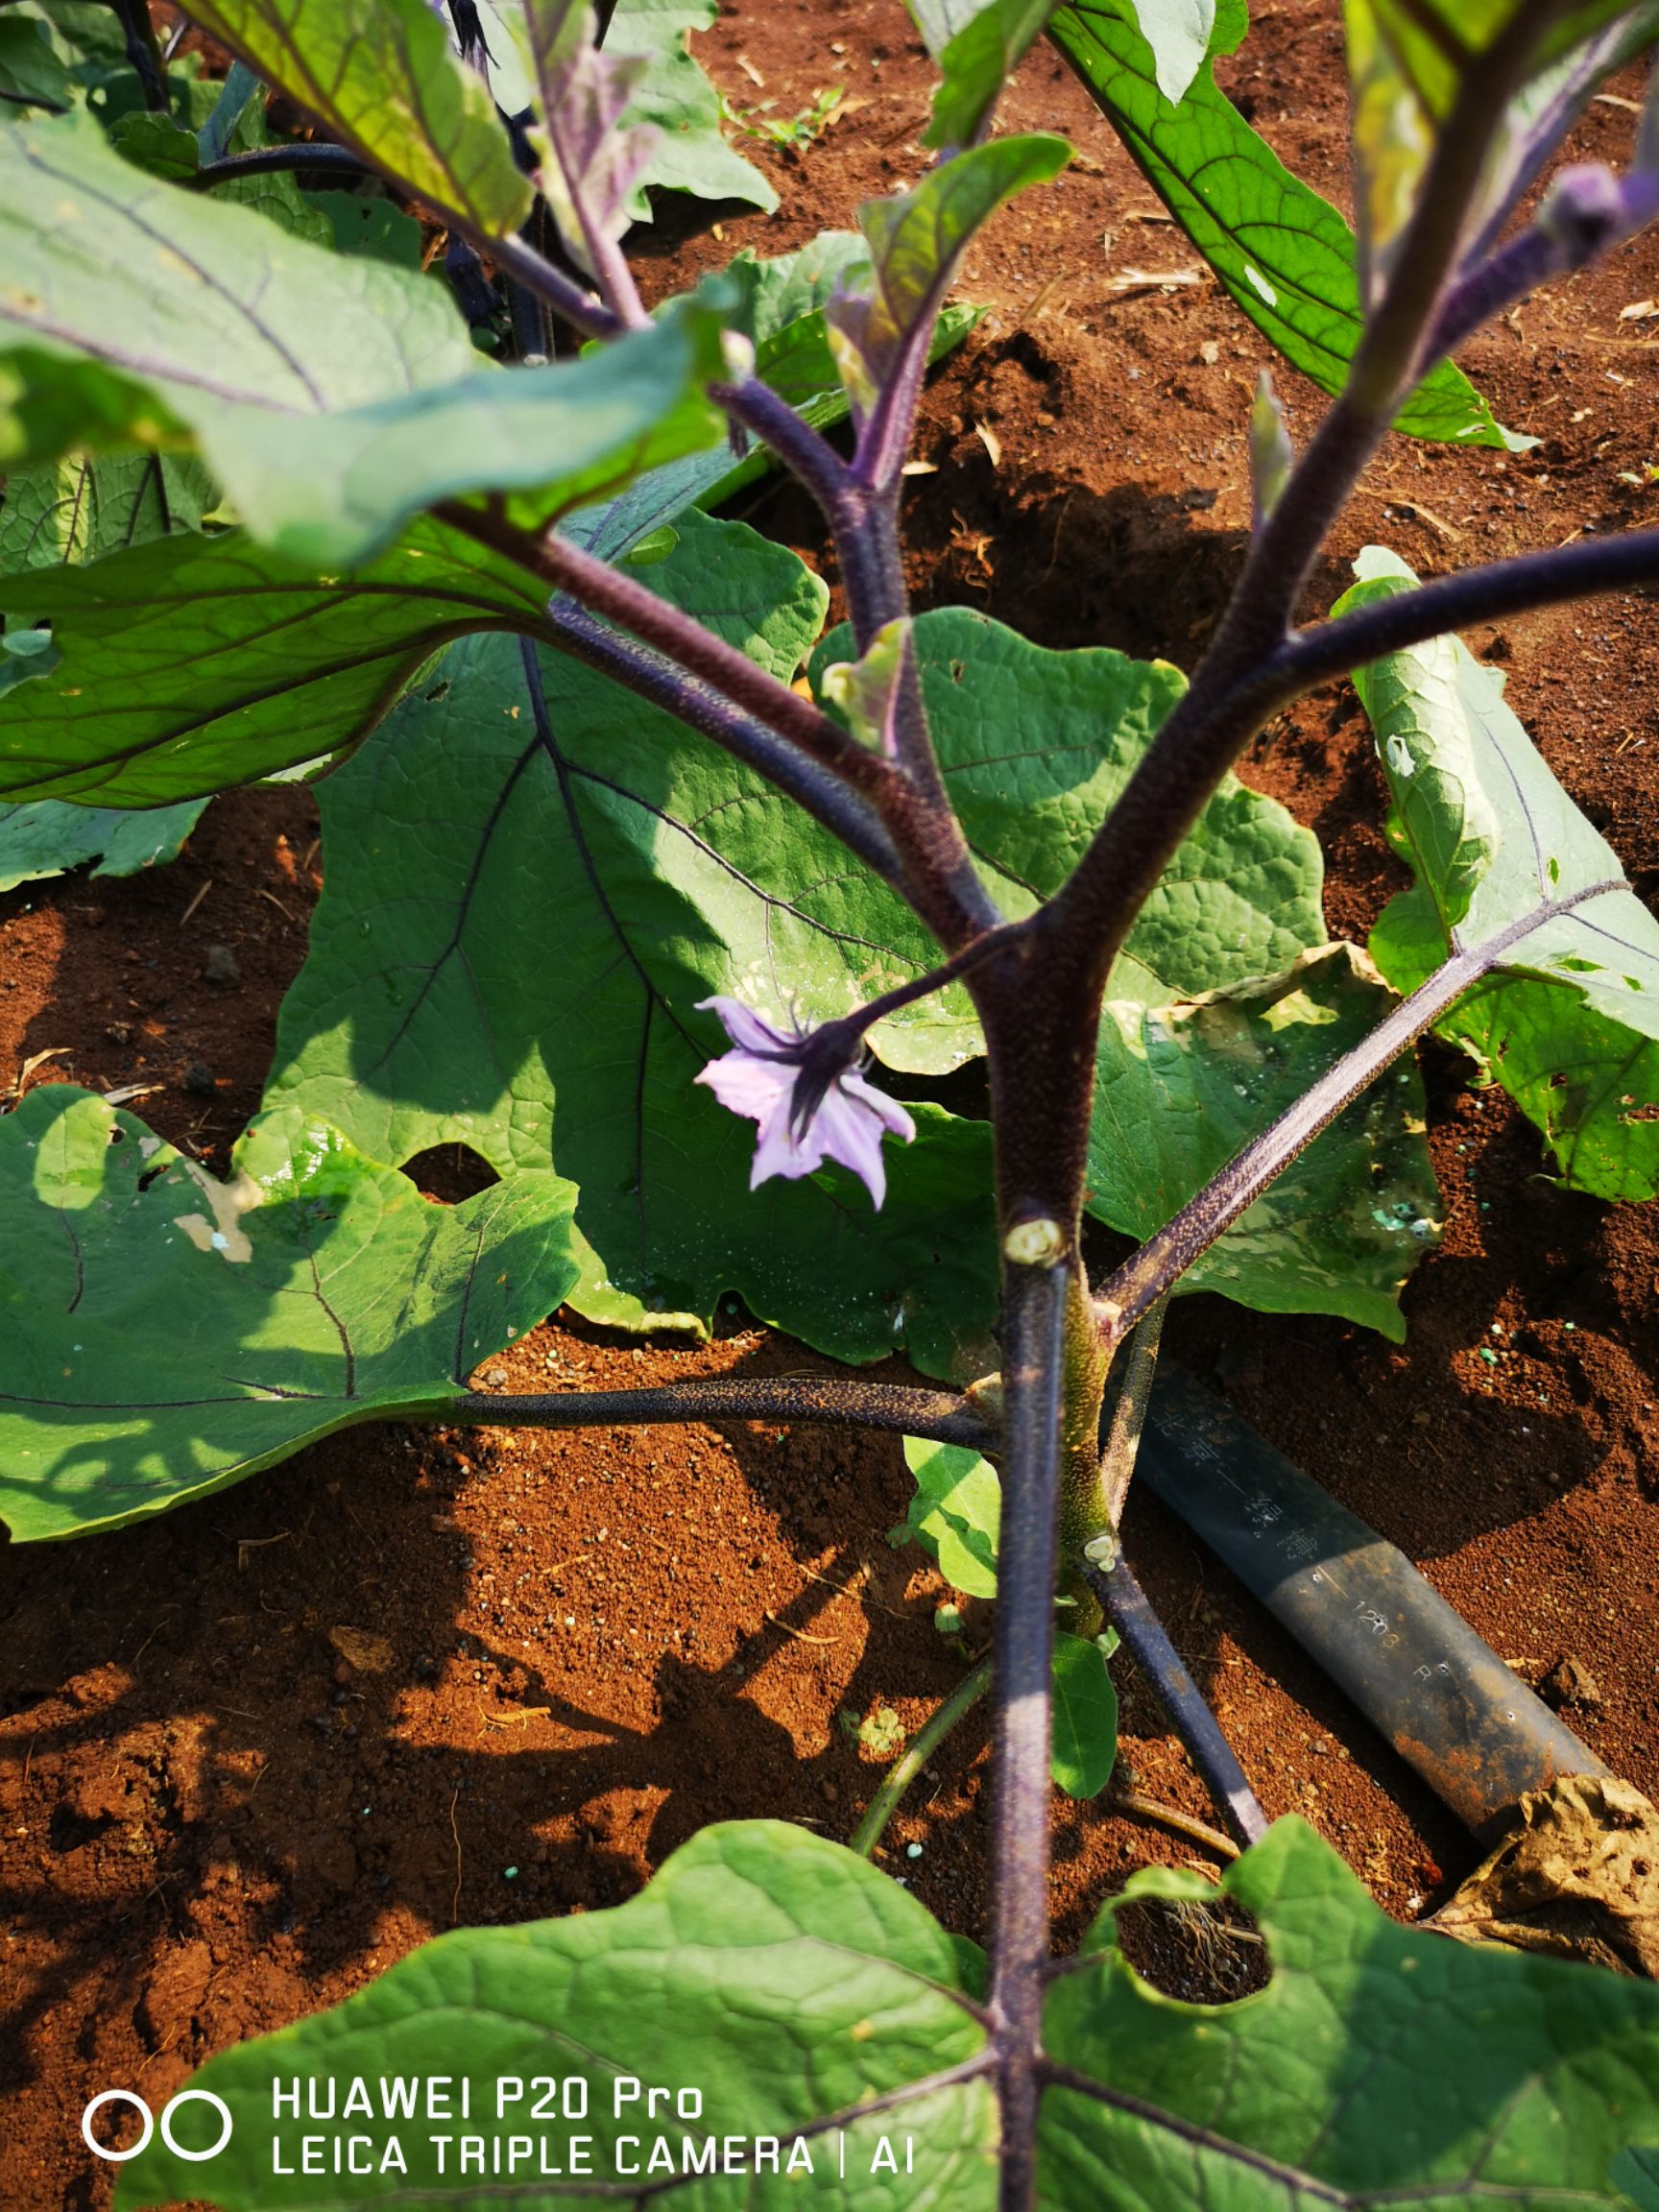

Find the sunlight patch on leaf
[[0, 1089, 579, 1541]]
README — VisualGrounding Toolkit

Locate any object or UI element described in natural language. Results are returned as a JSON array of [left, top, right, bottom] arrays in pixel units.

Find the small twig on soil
[[180, 879, 212, 925], [1106, 1784, 1241, 1864], [448, 1785, 464, 1926]]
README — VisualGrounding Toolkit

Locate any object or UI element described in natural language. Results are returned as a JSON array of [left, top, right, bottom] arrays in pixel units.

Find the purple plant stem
[[452, 1375, 995, 1448], [438, 502, 889, 793], [987, 1254, 1070, 2212], [1095, 878, 1624, 1340], [541, 605, 907, 884], [1268, 528, 1659, 701], [1429, 170, 1659, 367], [1046, 0, 1573, 1002], [1081, 1549, 1268, 1848], [445, 505, 999, 949], [192, 142, 374, 185]]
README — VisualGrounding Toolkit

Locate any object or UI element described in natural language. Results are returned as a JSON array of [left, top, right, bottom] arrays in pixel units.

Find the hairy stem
[[1267, 531, 1659, 702], [439, 503, 890, 794], [852, 1657, 992, 1858], [1095, 877, 1624, 1338], [1080, 1549, 1269, 1849], [987, 1254, 1070, 2212], [449, 1374, 994, 1447]]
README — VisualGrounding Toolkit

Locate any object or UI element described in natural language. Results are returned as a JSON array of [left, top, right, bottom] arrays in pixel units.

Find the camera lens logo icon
[[82, 2089, 233, 2163]]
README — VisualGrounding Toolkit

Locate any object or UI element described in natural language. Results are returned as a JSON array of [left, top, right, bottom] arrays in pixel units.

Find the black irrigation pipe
[[1138, 1365, 1610, 1837], [1080, 1545, 1271, 1849]]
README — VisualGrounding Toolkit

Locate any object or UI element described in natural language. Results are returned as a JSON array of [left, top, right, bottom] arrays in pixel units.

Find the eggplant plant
[[6, 0, 1659, 2204]]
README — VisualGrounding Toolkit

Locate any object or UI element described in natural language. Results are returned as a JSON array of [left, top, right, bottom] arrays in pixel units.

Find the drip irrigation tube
[[1137, 1366, 1609, 1837]]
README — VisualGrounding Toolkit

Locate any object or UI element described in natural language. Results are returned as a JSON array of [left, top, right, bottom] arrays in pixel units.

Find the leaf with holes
[[115, 1820, 996, 2209], [0, 1088, 579, 1542], [1047, 0, 1521, 445], [1043, 1816, 1659, 2204], [1338, 545, 1659, 1201], [266, 513, 998, 1371]]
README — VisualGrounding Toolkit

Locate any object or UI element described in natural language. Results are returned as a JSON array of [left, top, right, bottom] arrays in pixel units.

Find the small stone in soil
[[1541, 1654, 1601, 1709], [183, 1060, 217, 1096], [203, 945, 241, 987]]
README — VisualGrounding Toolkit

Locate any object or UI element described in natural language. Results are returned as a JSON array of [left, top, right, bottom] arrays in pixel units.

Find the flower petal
[[813, 1081, 892, 1209], [695, 995, 793, 1055], [695, 1050, 795, 1124], [839, 1068, 917, 1144]]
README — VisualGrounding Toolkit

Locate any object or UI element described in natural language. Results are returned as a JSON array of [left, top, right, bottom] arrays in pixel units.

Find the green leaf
[[1090, 942, 1439, 1339], [0, 108, 726, 565], [204, 296, 726, 566], [0, 1088, 580, 1542], [106, 109, 203, 180], [1338, 545, 1659, 1202], [1044, 1816, 1659, 2205], [115, 1821, 993, 2211], [924, 0, 1067, 151], [0, 516, 548, 805], [0, 795, 204, 892], [0, 12, 72, 107], [309, 190, 425, 269], [266, 515, 999, 1371], [1050, 1629, 1118, 1799], [0, 451, 212, 570], [829, 135, 1070, 413], [170, 0, 531, 233], [609, 0, 780, 213], [824, 607, 1434, 1329], [902, 1434, 1000, 1598], [1612, 2146, 1659, 2209], [0, 110, 479, 468], [1047, 0, 1520, 446]]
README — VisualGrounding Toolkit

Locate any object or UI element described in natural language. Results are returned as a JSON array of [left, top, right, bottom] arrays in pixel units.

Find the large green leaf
[[1047, 0, 1519, 446], [114, 1815, 1659, 2209], [0, 107, 726, 565], [0, 795, 203, 891], [0, 109, 477, 462], [266, 515, 999, 1371], [912, 0, 1212, 143], [0, 1088, 579, 1542], [1089, 943, 1439, 1338], [117, 1821, 995, 2210], [0, 516, 549, 805], [0, 237, 910, 805], [892, 611, 1434, 1333], [169, 0, 530, 233], [1043, 1817, 1659, 2204], [1338, 546, 1659, 1202]]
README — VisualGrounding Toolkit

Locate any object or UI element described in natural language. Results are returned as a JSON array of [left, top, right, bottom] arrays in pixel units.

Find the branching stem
[[1079, 1550, 1269, 1849], [1096, 877, 1624, 1337]]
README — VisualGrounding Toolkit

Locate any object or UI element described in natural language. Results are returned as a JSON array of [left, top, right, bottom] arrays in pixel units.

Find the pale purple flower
[[694, 997, 915, 1209]]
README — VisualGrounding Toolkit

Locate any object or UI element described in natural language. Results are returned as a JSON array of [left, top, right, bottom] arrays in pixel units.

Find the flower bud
[[1538, 163, 1625, 260]]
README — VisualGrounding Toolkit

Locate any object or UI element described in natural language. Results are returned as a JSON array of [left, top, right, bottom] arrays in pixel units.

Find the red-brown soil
[[6, 2, 1659, 2205]]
